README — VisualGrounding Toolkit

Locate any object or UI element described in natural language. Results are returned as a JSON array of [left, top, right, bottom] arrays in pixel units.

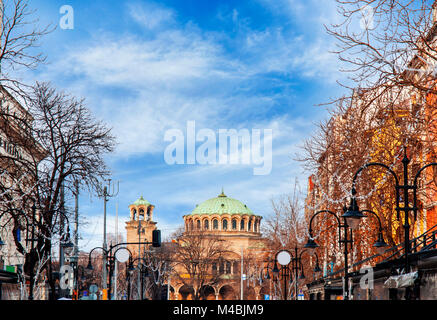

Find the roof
[[132, 195, 151, 206], [189, 190, 255, 216]]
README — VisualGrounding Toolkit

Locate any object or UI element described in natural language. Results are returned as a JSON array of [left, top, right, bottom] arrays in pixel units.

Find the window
[[222, 219, 228, 230], [219, 261, 224, 274], [204, 220, 209, 230], [147, 206, 151, 220], [248, 220, 252, 231], [197, 220, 201, 230], [232, 219, 237, 230], [212, 263, 217, 275], [233, 261, 239, 274], [189, 220, 194, 231], [213, 219, 219, 230], [225, 261, 231, 274], [240, 220, 245, 231]]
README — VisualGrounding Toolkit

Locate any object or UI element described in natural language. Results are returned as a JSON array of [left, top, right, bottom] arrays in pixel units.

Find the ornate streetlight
[[86, 232, 161, 300], [343, 146, 437, 274], [269, 250, 294, 300], [86, 245, 133, 300], [304, 208, 354, 300], [127, 256, 151, 300]]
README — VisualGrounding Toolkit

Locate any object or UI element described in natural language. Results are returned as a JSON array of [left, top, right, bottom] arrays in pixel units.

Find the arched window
[[248, 220, 252, 231], [189, 220, 194, 231], [233, 261, 239, 274], [139, 209, 144, 219], [213, 219, 219, 230], [232, 219, 237, 230], [146, 206, 151, 220], [132, 209, 137, 220], [212, 263, 217, 275], [240, 220, 245, 231], [197, 220, 201, 230], [225, 261, 231, 274], [222, 219, 228, 230], [204, 219, 209, 230], [219, 261, 224, 274]]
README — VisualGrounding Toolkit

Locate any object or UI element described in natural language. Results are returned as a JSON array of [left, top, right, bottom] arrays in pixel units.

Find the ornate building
[[170, 189, 270, 300], [0, 85, 47, 299], [125, 196, 157, 257]]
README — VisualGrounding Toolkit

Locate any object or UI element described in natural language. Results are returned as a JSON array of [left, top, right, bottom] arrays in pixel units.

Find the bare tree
[[327, 1, 437, 95], [263, 181, 308, 250], [0, 0, 52, 97], [171, 227, 232, 300], [0, 82, 115, 299], [296, 1, 437, 271]]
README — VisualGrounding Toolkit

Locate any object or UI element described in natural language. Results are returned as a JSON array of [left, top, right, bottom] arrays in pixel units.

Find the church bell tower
[[125, 196, 157, 257]]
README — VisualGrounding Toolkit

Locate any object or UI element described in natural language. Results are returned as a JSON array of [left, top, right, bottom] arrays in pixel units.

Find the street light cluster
[[85, 230, 161, 300], [303, 146, 437, 300], [260, 248, 319, 300]]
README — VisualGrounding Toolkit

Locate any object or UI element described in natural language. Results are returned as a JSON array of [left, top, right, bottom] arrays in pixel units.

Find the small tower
[[125, 196, 157, 257]]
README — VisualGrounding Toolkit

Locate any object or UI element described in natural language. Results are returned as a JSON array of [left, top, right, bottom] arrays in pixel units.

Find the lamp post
[[125, 259, 136, 300], [127, 256, 150, 300], [304, 208, 356, 300], [99, 179, 119, 292], [86, 234, 161, 300], [312, 252, 322, 279], [270, 250, 293, 300], [343, 146, 437, 276], [260, 264, 274, 300], [86, 245, 133, 300], [290, 247, 308, 300], [69, 263, 86, 299]]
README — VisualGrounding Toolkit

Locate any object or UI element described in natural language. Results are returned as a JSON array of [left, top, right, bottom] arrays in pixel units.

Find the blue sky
[[21, 0, 348, 251]]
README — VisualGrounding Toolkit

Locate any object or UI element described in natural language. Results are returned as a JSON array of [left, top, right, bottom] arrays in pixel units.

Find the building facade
[[172, 190, 269, 300], [0, 85, 46, 299], [124, 190, 273, 300]]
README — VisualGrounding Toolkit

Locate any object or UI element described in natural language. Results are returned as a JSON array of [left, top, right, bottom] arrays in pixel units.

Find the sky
[[18, 0, 349, 252]]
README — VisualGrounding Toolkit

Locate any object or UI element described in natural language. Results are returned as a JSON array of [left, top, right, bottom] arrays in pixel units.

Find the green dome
[[132, 195, 150, 206], [190, 190, 254, 216]]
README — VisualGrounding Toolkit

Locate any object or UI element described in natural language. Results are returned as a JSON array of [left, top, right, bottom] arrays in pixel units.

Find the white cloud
[[127, 2, 176, 30]]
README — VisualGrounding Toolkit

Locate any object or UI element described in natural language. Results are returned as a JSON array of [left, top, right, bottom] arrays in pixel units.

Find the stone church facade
[[125, 190, 272, 300]]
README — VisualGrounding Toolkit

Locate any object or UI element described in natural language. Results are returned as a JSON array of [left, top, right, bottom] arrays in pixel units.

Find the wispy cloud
[[28, 0, 345, 251]]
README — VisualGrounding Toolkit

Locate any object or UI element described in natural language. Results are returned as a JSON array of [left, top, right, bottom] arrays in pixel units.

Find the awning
[[383, 271, 418, 288], [0, 270, 18, 283]]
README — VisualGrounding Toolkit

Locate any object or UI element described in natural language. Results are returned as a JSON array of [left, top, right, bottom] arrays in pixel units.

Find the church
[[125, 190, 272, 300]]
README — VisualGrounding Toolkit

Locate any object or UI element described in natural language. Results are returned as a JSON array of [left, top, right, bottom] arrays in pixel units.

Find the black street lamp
[[290, 247, 309, 300], [268, 250, 296, 300], [343, 146, 437, 276], [69, 263, 87, 299], [125, 259, 136, 300], [127, 256, 151, 300], [86, 245, 133, 300], [86, 233, 161, 300], [312, 252, 322, 276], [304, 208, 353, 300]]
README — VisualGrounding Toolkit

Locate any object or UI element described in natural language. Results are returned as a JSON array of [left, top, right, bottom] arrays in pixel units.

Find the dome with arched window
[[183, 190, 262, 235]]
